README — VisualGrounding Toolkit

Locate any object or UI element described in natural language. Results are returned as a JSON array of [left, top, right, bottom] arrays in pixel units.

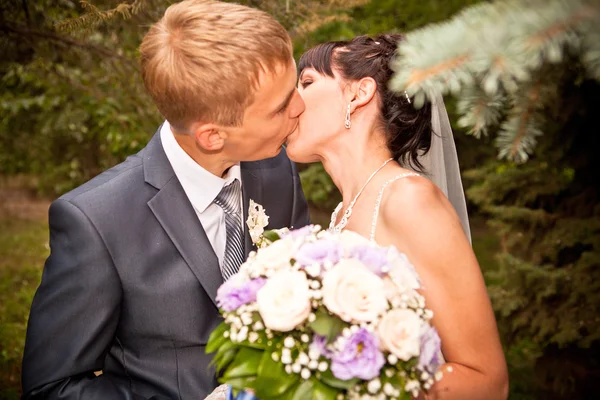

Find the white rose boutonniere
[[247, 200, 270, 248]]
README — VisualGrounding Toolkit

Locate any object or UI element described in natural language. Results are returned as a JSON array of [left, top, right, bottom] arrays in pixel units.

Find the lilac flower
[[350, 245, 390, 276], [331, 328, 385, 381], [216, 276, 266, 312], [309, 334, 333, 359], [295, 239, 342, 267], [418, 326, 443, 372]]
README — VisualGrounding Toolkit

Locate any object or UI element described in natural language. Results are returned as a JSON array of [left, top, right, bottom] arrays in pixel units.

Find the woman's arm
[[380, 177, 508, 400]]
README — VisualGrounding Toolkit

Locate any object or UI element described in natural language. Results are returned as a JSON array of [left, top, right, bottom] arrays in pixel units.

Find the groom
[[21, 1, 309, 399]]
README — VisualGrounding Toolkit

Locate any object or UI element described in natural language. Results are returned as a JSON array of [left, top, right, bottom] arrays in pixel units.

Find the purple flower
[[295, 239, 342, 267], [350, 246, 390, 276], [216, 276, 266, 312], [309, 335, 333, 359], [331, 328, 385, 381], [418, 326, 443, 372]]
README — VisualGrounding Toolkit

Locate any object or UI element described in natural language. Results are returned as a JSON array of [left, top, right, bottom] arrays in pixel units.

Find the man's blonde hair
[[140, 0, 292, 130]]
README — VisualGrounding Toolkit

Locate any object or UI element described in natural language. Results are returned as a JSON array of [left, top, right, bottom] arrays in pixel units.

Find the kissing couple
[[22, 0, 508, 399]]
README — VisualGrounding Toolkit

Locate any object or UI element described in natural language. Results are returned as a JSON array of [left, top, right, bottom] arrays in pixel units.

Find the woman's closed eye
[[300, 80, 313, 89]]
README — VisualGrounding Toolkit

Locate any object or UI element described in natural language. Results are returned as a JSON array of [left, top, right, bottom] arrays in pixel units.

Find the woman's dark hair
[[298, 34, 432, 172]]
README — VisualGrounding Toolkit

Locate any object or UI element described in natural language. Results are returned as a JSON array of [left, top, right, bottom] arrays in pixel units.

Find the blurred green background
[[1, 0, 598, 399]]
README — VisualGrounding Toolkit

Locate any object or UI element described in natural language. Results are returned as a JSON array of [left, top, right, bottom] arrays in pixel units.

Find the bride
[[284, 34, 508, 399], [207, 34, 508, 400]]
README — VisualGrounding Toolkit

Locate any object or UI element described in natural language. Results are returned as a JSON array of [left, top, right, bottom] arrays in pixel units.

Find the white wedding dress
[[205, 384, 229, 400]]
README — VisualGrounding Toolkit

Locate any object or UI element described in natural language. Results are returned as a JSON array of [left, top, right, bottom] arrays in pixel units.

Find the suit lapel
[[144, 130, 223, 308], [241, 164, 263, 258]]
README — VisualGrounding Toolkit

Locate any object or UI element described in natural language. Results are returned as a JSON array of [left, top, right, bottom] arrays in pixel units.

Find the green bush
[[0, 218, 48, 398], [465, 77, 600, 398]]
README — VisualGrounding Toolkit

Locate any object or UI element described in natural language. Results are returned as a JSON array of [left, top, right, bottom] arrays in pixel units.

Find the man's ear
[[349, 77, 377, 112], [193, 123, 226, 151]]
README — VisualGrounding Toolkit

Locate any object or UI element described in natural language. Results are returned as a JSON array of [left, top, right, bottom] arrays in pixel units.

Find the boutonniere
[[246, 200, 270, 248]]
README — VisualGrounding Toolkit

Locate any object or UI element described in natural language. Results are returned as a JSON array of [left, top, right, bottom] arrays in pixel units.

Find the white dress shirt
[[160, 121, 243, 267]]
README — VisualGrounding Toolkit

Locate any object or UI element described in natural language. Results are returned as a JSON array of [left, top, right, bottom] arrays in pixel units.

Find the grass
[[0, 217, 48, 399]]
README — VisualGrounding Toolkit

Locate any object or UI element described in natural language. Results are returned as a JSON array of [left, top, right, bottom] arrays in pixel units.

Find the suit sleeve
[[289, 160, 311, 229], [21, 199, 152, 400]]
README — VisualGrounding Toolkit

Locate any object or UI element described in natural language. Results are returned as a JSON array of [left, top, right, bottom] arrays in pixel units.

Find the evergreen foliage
[[55, 0, 147, 33], [390, 0, 600, 162], [465, 67, 600, 397]]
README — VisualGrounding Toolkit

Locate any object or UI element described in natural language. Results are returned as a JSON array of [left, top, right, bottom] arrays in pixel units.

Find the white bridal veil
[[417, 93, 472, 243]]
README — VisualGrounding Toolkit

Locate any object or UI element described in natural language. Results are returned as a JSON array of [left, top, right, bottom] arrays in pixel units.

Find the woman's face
[[285, 67, 347, 163]]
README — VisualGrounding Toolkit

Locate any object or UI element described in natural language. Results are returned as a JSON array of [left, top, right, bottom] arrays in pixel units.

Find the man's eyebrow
[[271, 88, 295, 115]]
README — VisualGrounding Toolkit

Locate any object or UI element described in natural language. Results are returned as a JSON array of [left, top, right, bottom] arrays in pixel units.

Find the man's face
[[222, 59, 305, 162]]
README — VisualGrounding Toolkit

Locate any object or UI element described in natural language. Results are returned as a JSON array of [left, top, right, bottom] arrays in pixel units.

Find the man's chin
[[249, 146, 283, 161], [284, 129, 298, 147]]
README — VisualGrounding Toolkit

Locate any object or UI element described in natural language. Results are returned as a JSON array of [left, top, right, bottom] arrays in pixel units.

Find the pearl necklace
[[329, 158, 394, 233]]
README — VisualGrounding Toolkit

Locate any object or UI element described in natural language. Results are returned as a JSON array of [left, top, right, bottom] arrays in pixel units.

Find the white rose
[[321, 259, 388, 323], [337, 230, 371, 249], [383, 251, 420, 300], [253, 237, 296, 275], [377, 309, 422, 361], [256, 270, 312, 331]]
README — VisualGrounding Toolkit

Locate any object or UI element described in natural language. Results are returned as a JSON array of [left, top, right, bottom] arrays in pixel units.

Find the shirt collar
[[160, 120, 241, 214]]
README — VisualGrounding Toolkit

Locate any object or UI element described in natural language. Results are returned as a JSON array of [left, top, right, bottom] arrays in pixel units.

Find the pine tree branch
[[407, 54, 470, 87], [509, 84, 541, 160], [527, 4, 598, 48], [457, 86, 504, 138], [55, 0, 147, 32], [472, 97, 492, 133], [80, 0, 101, 12], [391, 0, 600, 161]]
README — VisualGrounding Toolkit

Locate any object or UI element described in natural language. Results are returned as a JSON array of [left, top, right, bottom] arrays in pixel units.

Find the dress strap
[[370, 173, 420, 242]]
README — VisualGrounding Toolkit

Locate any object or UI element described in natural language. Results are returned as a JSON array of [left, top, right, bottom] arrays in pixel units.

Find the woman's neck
[[320, 133, 394, 208]]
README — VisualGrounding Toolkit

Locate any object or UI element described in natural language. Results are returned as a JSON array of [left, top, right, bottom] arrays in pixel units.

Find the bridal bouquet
[[207, 224, 445, 400]]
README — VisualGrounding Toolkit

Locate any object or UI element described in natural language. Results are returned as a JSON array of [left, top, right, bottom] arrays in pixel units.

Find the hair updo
[[298, 34, 432, 172]]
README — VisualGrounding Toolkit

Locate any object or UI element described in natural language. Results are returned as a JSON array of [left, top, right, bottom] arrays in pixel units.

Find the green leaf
[[277, 381, 302, 400], [292, 379, 315, 400], [254, 349, 300, 398], [215, 347, 238, 372], [317, 368, 359, 390], [212, 340, 237, 368], [308, 309, 347, 342], [312, 379, 339, 400], [223, 347, 263, 379], [226, 376, 257, 392], [206, 323, 228, 354], [263, 230, 281, 242], [238, 339, 268, 351]]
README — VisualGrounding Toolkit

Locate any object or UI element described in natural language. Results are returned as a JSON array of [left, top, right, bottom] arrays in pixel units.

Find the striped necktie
[[214, 180, 244, 280]]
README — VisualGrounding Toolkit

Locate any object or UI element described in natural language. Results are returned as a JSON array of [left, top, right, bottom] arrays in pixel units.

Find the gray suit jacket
[[21, 129, 310, 399]]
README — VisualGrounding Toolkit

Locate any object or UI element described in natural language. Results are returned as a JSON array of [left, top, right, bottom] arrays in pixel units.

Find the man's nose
[[290, 90, 306, 117]]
